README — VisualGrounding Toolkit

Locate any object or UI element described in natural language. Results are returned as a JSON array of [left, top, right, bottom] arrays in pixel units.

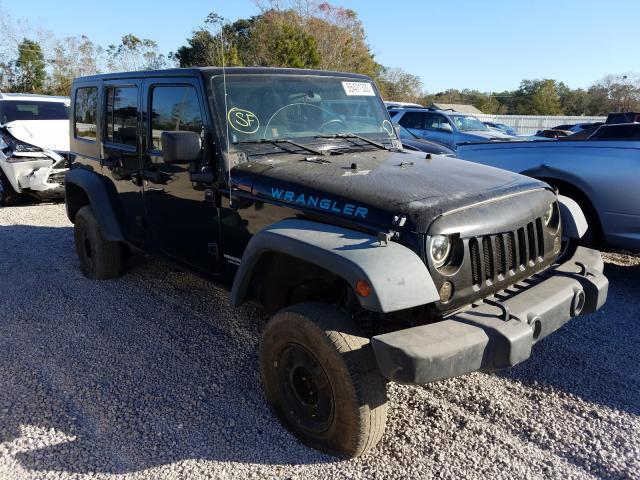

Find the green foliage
[[174, 4, 374, 75], [377, 68, 423, 103], [271, 24, 320, 68], [511, 79, 563, 115], [107, 34, 167, 71], [48, 35, 102, 96], [9, 39, 46, 93]]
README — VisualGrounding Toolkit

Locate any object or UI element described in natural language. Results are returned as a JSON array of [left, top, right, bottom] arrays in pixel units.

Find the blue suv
[[389, 107, 512, 149]]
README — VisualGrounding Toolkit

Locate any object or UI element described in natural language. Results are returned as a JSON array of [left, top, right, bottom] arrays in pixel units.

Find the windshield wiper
[[236, 138, 324, 156], [314, 133, 390, 151]]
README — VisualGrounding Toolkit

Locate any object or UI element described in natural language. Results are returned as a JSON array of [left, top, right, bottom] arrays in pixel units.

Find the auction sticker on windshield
[[342, 81, 375, 96]]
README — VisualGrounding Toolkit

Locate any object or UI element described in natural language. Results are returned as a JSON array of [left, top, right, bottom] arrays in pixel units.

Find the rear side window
[[398, 112, 426, 129], [74, 87, 98, 140], [105, 86, 138, 147], [150, 85, 203, 151]]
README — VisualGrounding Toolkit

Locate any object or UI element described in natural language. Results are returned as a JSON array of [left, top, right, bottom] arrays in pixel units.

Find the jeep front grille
[[469, 218, 545, 287]]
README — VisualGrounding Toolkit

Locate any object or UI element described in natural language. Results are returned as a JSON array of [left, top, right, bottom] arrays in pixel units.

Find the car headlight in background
[[430, 235, 452, 268], [543, 203, 554, 226]]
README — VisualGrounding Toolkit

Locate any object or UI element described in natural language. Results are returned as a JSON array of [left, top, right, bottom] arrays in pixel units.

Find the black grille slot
[[517, 228, 526, 267], [506, 232, 515, 271], [536, 218, 544, 258], [482, 237, 494, 281], [527, 222, 536, 263], [496, 235, 506, 276], [470, 238, 481, 286], [458, 215, 549, 304]]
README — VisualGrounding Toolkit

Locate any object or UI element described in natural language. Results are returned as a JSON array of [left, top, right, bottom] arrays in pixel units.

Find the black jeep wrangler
[[65, 67, 608, 458]]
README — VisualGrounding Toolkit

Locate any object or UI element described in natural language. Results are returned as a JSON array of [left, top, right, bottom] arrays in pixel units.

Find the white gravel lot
[[0, 203, 638, 480]]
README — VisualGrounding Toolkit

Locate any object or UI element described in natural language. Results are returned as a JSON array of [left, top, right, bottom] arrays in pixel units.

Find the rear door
[[101, 79, 144, 245]]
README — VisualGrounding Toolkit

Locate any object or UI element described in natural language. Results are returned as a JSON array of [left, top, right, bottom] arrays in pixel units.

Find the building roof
[[429, 103, 483, 115]]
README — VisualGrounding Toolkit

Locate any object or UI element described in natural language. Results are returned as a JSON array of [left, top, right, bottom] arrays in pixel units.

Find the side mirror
[[439, 123, 453, 133], [161, 131, 202, 164]]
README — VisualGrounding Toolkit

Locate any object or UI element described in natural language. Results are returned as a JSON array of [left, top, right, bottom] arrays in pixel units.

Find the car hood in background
[[3, 120, 70, 152], [462, 130, 514, 141]]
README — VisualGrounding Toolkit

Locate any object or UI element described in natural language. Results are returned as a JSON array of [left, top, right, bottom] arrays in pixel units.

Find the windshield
[[0, 100, 69, 124], [209, 74, 395, 150], [450, 114, 489, 132]]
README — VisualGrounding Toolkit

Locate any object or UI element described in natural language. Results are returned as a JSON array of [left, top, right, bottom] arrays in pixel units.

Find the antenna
[[218, 19, 232, 206]]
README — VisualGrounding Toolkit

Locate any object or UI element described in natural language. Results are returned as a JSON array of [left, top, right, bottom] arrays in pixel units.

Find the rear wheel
[[74, 205, 124, 279], [260, 302, 388, 458], [0, 169, 23, 206]]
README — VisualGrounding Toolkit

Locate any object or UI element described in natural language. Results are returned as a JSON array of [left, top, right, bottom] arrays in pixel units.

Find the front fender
[[230, 219, 439, 313], [558, 195, 588, 239]]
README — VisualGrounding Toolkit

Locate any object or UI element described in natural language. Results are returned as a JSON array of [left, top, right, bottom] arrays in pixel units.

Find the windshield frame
[[205, 72, 397, 159]]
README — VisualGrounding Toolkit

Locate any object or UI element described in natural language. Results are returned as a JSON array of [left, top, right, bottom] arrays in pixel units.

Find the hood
[[462, 130, 513, 141], [3, 120, 70, 152], [232, 149, 548, 233]]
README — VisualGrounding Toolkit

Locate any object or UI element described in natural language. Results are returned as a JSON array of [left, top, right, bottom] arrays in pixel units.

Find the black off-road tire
[[260, 302, 388, 458], [74, 205, 124, 279], [0, 169, 23, 206]]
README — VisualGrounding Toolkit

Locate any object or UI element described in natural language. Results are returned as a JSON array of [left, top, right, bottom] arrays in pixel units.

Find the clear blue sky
[[3, 0, 639, 93]]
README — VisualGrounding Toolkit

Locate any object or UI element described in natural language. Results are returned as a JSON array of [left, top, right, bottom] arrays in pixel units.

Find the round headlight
[[543, 203, 554, 226], [430, 235, 451, 268]]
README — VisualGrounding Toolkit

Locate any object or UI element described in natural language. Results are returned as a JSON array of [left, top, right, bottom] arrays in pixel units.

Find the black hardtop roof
[[72, 67, 372, 84]]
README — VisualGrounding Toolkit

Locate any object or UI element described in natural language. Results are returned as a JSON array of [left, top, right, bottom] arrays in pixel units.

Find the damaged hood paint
[[232, 149, 549, 233], [3, 120, 70, 152]]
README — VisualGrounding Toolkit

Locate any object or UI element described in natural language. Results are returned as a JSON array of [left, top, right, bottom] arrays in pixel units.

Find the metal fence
[[474, 114, 606, 135]]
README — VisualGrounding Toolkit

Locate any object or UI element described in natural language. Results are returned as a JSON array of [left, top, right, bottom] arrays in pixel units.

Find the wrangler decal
[[271, 188, 368, 219]]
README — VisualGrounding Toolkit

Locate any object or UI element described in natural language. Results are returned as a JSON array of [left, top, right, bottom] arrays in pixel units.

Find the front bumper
[[371, 247, 608, 384]]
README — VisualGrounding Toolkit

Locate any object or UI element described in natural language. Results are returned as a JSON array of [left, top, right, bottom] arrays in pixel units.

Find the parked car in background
[[384, 101, 424, 110], [483, 121, 518, 136], [536, 128, 573, 139], [0, 93, 70, 205], [395, 124, 456, 155], [550, 122, 604, 134], [457, 137, 640, 252], [605, 111, 640, 124], [585, 122, 640, 140], [389, 107, 513, 149]]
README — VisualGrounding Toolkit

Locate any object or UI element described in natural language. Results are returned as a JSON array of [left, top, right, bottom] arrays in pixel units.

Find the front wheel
[[260, 302, 388, 458]]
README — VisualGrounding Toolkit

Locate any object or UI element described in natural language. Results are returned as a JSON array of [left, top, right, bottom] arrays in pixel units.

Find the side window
[[150, 85, 203, 151], [398, 112, 426, 129], [105, 86, 138, 147], [424, 114, 450, 131], [74, 87, 98, 140]]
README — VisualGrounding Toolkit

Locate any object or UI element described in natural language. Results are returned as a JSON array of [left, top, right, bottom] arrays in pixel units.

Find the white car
[[0, 93, 70, 205]]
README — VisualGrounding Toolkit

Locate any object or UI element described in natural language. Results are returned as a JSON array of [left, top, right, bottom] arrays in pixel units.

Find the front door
[[140, 77, 220, 273]]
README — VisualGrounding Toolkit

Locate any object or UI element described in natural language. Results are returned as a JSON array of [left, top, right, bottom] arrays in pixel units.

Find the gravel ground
[[0, 203, 638, 480]]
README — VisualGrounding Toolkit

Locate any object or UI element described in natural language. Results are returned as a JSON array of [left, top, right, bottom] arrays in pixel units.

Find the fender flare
[[558, 195, 588, 239], [65, 168, 124, 242], [230, 219, 439, 313]]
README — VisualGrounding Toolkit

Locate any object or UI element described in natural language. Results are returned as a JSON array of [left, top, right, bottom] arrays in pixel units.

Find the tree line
[[1, 1, 638, 115]]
